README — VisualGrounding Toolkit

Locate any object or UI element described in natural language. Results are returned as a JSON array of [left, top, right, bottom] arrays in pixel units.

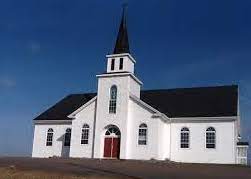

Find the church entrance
[[103, 126, 121, 159]]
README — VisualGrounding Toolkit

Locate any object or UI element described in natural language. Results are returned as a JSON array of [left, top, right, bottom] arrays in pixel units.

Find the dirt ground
[[0, 157, 250, 179]]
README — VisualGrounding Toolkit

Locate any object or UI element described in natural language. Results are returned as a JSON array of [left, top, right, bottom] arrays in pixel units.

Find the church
[[32, 8, 249, 165]]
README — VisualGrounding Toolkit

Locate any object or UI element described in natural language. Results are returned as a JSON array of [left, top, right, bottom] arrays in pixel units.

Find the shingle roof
[[140, 85, 238, 118], [33, 85, 238, 120], [34, 93, 96, 120]]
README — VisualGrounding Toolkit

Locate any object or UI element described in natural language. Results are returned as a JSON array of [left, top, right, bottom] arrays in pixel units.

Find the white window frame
[[109, 85, 117, 114], [180, 127, 190, 149], [81, 124, 89, 145], [206, 127, 216, 149], [237, 146, 248, 165], [138, 123, 147, 145], [46, 128, 53, 146]]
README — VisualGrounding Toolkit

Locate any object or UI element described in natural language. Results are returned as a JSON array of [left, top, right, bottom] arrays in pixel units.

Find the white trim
[[81, 124, 90, 145], [138, 126, 148, 146], [106, 53, 136, 63], [129, 94, 170, 122], [96, 73, 143, 85], [67, 96, 97, 118], [171, 116, 237, 122], [34, 120, 72, 125], [180, 127, 190, 149], [205, 126, 216, 150]]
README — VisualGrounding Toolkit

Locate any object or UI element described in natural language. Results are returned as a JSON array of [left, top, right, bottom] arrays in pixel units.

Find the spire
[[113, 4, 130, 54]]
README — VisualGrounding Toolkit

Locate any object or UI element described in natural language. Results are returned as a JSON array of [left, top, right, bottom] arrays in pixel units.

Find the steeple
[[104, 4, 137, 75], [113, 5, 130, 54]]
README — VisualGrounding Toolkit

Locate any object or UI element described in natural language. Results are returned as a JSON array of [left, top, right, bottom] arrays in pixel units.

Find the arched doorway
[[103, 125, 121, 159]]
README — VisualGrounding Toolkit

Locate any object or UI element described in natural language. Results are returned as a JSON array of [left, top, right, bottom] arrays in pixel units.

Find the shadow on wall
[[57, 134, 70, 158]]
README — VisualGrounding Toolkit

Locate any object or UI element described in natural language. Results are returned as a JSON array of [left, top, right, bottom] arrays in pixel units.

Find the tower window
[[119, 58, 123, 70], [109, 85, 117, 113], [111, 59, 115, 71]]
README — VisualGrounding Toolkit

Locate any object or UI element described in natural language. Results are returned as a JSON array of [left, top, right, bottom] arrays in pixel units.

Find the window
[[206, 127, 216, 149], [105, 126, 121, 136], [46, 128, 54, 146], [138, 123, 147, 145], [180, 127, 189, 148], [64, 128, 71, 146], [237, 146, 248, 165], [109, 85, 117, 113], [81, 124, 89, 144], [111, 59, 115, 71], [119, 58, 123, 70]]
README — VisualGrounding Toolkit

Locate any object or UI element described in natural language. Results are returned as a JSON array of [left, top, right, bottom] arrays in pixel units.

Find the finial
[[122, 2, 128, 23], [122, 2, 128, 9]]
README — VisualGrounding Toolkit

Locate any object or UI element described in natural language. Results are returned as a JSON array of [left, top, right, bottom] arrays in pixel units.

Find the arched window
[[206, 127, 216, 149], [180, 127, 189, 148], [64, 128, 71, 146], [46, 128, 53, 146], [138, 123, 147, 145], [105, 126, 121, 136], [109, 85, 117, 113], [81, 124, 89, 144]]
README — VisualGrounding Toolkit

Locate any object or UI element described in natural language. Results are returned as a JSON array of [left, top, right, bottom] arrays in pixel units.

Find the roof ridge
[[67, 92, 97, 96], [142, 84, 238, 92], [66, 85, 238, 96]]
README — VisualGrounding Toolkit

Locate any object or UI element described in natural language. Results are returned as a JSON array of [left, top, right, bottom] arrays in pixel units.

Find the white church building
[[32, 8, 249, 164]]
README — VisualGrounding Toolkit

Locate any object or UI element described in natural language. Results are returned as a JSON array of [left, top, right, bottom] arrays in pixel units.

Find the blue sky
[[0, 0, 251, 160]]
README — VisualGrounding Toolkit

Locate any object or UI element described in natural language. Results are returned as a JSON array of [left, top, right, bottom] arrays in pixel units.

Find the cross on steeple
[[113, 4, 130, 54]]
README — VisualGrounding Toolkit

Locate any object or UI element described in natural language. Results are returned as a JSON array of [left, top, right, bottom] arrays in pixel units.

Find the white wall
[[129, 77, 141, 98], [106, 54, 135, 73], [70, 100, 96, 158], [32, 123, 72, 158], [94, 75, 130, 159], [127, 99, 166, 160], [170, 120, 236, 164], [161, 123, 171, 160]]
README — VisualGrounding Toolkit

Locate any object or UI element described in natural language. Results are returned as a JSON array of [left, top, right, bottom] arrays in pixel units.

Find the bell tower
[[106, 5, 136, 74], [94, 5, 142, 159]]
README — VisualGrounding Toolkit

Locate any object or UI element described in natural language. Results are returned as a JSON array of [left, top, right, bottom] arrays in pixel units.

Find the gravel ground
[[0, 157, 250, 179]]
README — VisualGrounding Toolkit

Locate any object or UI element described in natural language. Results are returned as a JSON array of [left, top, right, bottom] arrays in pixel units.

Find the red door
[[112, 138, 120, 158], [103, 137, 120, 158], [103, 138, 112, 157]]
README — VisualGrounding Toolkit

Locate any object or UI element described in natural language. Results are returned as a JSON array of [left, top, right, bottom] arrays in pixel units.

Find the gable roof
[[140, 85, 238, 118], [33, 85, 238, 120], [34, 93, 96, 120]]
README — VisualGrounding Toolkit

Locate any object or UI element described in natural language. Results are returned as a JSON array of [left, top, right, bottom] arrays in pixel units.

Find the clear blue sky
[[0, 0, 251, 160]]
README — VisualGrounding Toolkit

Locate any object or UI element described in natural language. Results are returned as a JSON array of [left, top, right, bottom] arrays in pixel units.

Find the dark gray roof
[[34, 93, 96, 120], [33, 85, 238, 120], [140, 85, 238, 118]]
